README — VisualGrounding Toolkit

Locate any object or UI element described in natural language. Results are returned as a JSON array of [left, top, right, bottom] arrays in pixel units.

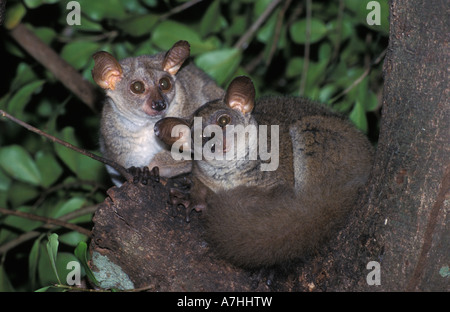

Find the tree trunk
[[89, 0, 449, 291], [324, 0, 449, 291], [359, 0, 449, 291]]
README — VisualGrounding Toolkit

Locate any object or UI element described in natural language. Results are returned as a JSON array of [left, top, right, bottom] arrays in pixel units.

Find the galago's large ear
[[162, 41, 190, 75], [92, 51, 123, 90], [225, 76, 255, 114], [155, 117, 191, 148]]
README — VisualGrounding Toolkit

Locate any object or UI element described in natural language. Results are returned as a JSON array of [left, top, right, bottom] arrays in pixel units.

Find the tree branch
[[0, 207, 92, 237], [299, 0, 311, 96], [160, 0, 205, 21], [0, 205, 98, 255], [8, 23, 99, 112], [0, 109, 132, 182], [234, 0, 282, 50], [329, 48, 386, 104], [265, 0, 292, 66]]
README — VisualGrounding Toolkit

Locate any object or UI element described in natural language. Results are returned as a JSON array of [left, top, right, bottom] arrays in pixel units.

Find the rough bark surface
[[361, 0, 449, 291], [90, 179, 276, 291], [320, 0, 449, 291]]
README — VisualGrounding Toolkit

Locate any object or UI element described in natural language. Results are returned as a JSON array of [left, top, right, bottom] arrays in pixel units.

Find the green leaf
[[24, 0, 59, 9], [319, 85, 337, 103], [256, 8, 279, 43], [0, 265, 15, 292], [354, 76, 379, 112], [35, 150, 63, 188], [327, 18, 355, 45], [318, 43, 332, 63], [39, 244, 81, 287], [59, 231, 88, 247], [75, 153, 105, 181], [53, 130, 78, 172], [286, 57, 303, 79], [34, 286, 52, 292], [61, 42, 101, 70], [224, 15, 246, 40], [119, 14, 159, 37], [0, 169, 11, 192], [29, 234, 45, 290], [24, 0, 44, 8], [76, 16, 103, 32], [152, 20, 199, 50], [46, 233, 61, 284], [75, 242, 99, 286], [286, 57, 328, 92], [349, 100, 368, 133], [7, 80, 45, 120], [8, 183, 40, 207], [290, 19, 328, 44], [364, 90, 379, 111], [200, 0, 222, 37], [75, 0, 127, 21], [52, 197, 86, 219], [122, 0, 149, 14], [344, 0, 389, 35], [334, 99, 354, 113], [152, 20, 217, 55], [10, 63, 39, 92], [253, 0, 273, 17], [195, 48, 242, 86], [54, 127, 104, 181], [4, 3, 26, 30], [34, 27, 57, 45], [0, 145, 42, 186]]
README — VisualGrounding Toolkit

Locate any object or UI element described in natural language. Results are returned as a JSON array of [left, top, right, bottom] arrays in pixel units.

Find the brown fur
[[203, 182, 359, 267], [156, 76, 374, 268]]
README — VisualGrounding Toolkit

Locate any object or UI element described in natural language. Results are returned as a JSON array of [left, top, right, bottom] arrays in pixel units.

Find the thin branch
[[0, 109, 132, 182], [0, 207, 92, 237], [44, 281, 156, 292], [265, 0, 292, 67], [286, 2, 304, 30], [331, 0, 345, 62], [329, 48, 387, 104], [0, 205, 98, 255], [299, 0, 311, 96], [32, 180, 107, 209], [234, 0, 283, 50], [0, 231, 42, 256], [57, 30, 119, 43], [160, 0, 205, 21], [9, 23, 99, 112]]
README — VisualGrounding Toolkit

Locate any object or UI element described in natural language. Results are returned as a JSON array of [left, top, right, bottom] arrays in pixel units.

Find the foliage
[[0, 0, 388, 291]]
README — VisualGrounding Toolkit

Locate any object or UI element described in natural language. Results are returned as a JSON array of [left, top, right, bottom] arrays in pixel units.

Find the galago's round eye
[[159, 77, 172, 91], [130, 81, 145, 94], [217, 114, 231, 128]]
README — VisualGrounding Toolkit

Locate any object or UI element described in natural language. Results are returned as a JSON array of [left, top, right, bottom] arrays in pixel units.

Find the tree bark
[[360, 0, 449, 291], [89, 178, 274, 291], [322, 0, 449, 291], [89, 0, 449, 291]]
